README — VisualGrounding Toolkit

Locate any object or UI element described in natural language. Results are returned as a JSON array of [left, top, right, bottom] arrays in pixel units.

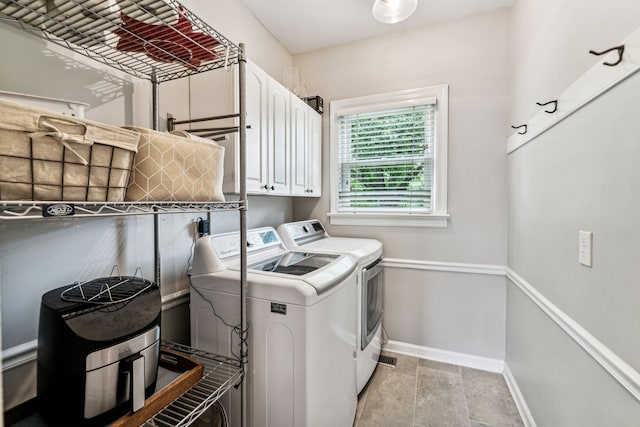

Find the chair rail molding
[[381, 258, 505, 276], [506, 267, 640, 402]]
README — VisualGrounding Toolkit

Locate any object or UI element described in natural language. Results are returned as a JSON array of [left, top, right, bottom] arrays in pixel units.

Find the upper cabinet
[[291, 95, 322, 196], [244, 63, 269, 194], [307, 109, 322, 196], [265, 76, 291, 195], [221, 60, 321, 197]]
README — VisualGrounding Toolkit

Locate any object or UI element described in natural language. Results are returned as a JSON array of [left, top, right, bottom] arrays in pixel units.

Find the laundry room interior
[[1, 0, 640, 426]]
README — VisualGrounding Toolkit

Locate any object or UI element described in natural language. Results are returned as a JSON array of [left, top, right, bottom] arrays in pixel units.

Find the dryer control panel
[[279, 220, 327, 246]]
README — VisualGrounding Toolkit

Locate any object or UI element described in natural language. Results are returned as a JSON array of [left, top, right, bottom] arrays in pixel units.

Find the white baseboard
[[383, 339, 505, 373], [384, 339, 536, 426], [503, 364, 537, 427]]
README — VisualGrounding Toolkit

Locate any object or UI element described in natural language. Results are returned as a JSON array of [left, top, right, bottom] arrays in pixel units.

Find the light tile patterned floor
[[354, 351, 524, 427]]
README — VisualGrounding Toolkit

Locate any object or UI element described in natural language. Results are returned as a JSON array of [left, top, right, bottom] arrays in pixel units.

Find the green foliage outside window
[[340, 108, 431, 209]]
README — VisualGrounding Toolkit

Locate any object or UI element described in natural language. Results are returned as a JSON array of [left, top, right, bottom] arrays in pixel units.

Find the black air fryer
[[37, 276, 161, 426]]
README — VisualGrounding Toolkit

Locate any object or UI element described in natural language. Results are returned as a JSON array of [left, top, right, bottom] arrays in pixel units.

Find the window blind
[[337, 103, 435, 213]]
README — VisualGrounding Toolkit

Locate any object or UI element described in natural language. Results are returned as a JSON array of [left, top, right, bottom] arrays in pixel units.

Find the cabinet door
[[306, 109, 322, 196], [266, 77, 290, 195], [290, 95, 308, 196], [291, 96, 322, 197], [227, 61, 267, 194], [244, 63, 268, 194]]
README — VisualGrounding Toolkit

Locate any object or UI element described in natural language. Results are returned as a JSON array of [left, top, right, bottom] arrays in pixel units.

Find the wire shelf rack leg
[[238, 41, 248, 427]]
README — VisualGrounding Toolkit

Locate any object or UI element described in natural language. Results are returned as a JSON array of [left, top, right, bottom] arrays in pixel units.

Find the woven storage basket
[[123, 127, 225, 202], [0, 99, 140, 201]]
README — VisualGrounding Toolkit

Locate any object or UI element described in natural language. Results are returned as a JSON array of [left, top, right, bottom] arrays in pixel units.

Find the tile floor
[[354, 351, 524, 427]]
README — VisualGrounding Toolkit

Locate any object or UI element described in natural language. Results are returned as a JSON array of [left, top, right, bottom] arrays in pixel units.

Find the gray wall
[[9, 0, 640, 422], [507, 0, 640, 423], [292, 9, 510, 361]]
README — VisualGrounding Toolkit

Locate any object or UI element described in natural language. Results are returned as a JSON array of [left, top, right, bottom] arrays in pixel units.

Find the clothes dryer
[[277, 220, 383, 394]]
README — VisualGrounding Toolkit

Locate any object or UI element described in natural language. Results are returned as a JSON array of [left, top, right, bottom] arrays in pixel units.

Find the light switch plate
[[579, 230, 593, 267]]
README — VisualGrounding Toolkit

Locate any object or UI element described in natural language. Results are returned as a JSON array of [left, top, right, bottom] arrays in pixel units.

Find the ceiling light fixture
[[372, 0, 418, 24]]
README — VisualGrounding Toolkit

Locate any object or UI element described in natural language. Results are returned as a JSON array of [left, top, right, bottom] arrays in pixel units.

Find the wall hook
[[536, 100, 558, 114], [589, 45, 625, 67], [511, 124, 527, 135]]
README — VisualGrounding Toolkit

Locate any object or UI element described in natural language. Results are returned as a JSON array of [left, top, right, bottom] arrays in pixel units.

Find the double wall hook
[[536, 100, 558, 114], [589, 45, 625, 67], [511, 124, 528, 135]]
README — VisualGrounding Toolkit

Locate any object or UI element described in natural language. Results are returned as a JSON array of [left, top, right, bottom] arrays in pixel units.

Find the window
[[329, 85, 449, 227]]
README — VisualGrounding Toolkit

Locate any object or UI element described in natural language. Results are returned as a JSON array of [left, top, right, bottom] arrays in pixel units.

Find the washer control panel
[[210, 227, 282, 259]]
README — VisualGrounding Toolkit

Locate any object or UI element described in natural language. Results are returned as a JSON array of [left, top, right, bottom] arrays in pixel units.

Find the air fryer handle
[[123, 354, 146, 412]]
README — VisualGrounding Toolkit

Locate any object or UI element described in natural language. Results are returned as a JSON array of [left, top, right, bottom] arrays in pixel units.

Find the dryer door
[[361, 258, 383, 350]]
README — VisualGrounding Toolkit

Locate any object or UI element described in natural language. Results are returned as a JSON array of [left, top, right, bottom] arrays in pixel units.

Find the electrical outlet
[[579, 231, 593, 267]]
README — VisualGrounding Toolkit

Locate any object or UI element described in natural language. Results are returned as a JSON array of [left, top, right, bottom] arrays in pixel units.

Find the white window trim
[[329, 85, 449, 228]]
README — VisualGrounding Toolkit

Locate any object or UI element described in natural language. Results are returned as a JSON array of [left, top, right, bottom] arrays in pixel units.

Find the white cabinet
[[291, 95, 321, 197], [265, 76, 290, 195], [291, 95, 307, 195], [221, 60, 319, 196], [244, 63, 269, 194], [220, 61, 267, 194], [307, 109, 322, 196]]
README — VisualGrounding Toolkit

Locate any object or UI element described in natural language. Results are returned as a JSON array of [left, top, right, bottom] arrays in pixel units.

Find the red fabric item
[[114, 7, 220, 69]]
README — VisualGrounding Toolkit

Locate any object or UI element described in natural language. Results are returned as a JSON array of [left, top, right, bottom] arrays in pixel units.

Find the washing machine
[[277, 220, 383, 394], [190, 227, 358, 427]]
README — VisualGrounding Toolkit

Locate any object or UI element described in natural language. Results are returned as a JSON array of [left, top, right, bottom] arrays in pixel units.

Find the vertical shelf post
[[151, 69, 161, 287], [152, 68, 160, 130], [238, 42, 248, 427]]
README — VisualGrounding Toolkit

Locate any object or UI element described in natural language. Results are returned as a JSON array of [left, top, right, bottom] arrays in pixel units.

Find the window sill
[[327, 212, 450, 228]]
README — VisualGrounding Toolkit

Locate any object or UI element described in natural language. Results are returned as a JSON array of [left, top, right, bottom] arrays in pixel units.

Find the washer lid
[[277, 221, 383, 264], [289, 237, 383, 265], [249, 252, 339, 276], [248, 252, 356, 295]]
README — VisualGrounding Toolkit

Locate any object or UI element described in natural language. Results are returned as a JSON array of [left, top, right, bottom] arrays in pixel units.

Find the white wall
[[9, 1, 640, 422], [0, 1, 293, 411], [0, 24, 148, 127], [179, 0, 292, 80], [292, 9, 510, 361], [509, 0, 640, 124], [507, 0, 640, 424], [155, 0, 295, 133]]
